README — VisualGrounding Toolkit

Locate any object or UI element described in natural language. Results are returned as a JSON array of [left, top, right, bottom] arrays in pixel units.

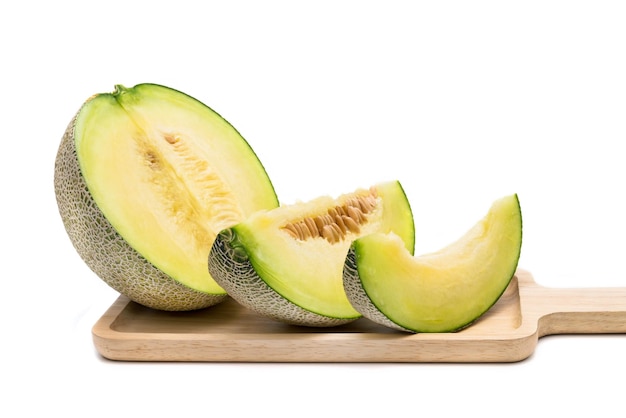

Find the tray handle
[[535, 286, 626, 337]]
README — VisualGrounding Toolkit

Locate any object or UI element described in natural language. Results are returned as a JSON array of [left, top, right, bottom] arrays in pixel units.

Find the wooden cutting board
[[92, 269, 626, 362]]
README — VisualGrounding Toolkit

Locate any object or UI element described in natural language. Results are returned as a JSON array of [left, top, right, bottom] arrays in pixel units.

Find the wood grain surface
[[92, 269, 626, 362]]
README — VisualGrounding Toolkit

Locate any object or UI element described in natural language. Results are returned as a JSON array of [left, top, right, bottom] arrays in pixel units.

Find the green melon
[[54, 83, 278, 311], [208, 181, 415, 327], [343, 194, 522, 333]]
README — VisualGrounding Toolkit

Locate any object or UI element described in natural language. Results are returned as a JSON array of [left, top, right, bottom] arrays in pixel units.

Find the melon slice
[[54, 83, 278, 311], [343, 194, 522, 332], [208, 181, 415, 327]]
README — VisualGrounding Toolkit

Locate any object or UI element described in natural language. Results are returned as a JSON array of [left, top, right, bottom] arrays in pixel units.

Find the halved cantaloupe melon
[[54, 83, 278, 311]]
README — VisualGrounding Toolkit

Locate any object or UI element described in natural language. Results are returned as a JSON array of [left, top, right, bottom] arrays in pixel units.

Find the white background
[[2, 1, 626, 416]]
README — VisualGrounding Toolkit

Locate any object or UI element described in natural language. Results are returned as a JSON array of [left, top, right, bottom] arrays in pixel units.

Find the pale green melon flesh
[[210, 181, 415, 323], [55, 84, 278, 310], [346, 194, 522, 333]]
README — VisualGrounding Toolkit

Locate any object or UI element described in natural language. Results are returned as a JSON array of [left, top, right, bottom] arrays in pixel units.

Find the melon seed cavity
[[282, 192, 378, 244]]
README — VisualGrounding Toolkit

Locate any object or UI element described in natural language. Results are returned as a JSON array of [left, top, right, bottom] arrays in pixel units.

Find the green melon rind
[[54, 115, 227, 311], [342, 247, 412, 332], [209, 229, 356, 327]]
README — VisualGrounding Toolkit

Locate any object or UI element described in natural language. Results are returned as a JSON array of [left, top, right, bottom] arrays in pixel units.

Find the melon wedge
[[208, 181, 415, 327], [343, 194, 522, 333], [54, 83, 278, 311]]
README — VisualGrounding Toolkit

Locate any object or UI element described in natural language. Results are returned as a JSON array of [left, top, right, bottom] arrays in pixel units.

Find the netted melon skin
[[342, 248, 412, 332], [54, 116, 227, 311], [209, 229, 356, 327]]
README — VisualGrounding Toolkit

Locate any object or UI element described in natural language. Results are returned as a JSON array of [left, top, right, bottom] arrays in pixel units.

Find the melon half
[[54, 83, 278, 311]]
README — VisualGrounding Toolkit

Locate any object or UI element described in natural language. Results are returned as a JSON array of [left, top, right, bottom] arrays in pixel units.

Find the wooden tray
[[92, 269, 626, 362]]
